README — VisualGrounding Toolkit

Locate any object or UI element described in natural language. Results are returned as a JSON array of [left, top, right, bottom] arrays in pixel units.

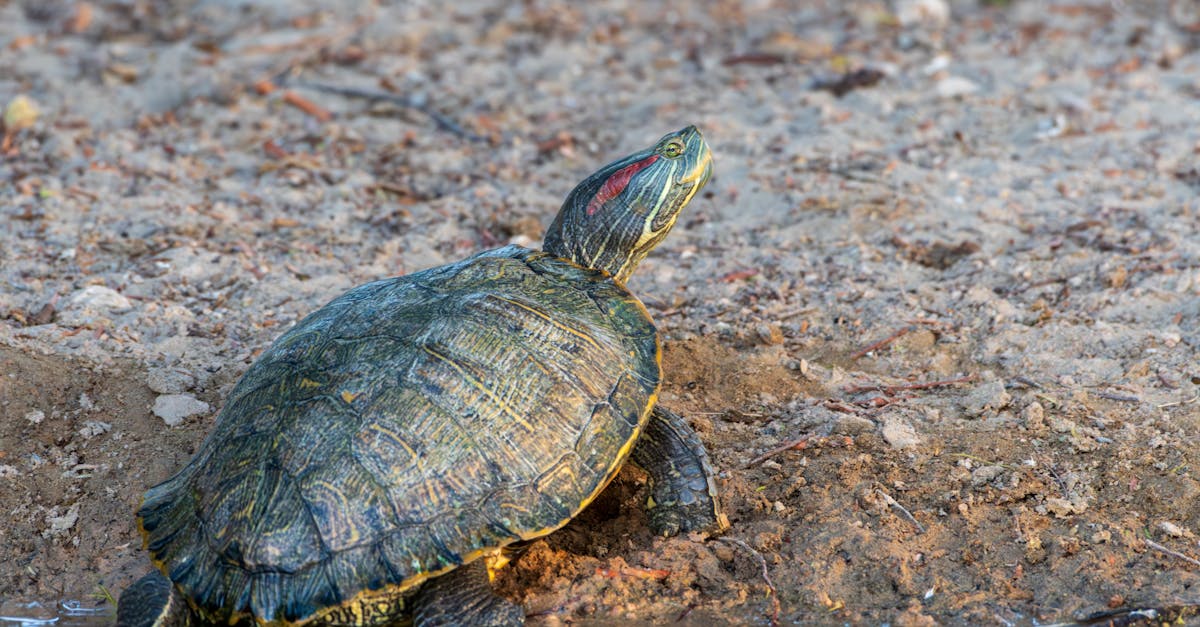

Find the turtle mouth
[[682, 151, 713, 187]]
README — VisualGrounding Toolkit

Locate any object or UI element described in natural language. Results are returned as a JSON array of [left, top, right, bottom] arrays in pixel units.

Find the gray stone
[[881, 416, 921, 449], [962, 380, 1011, 418], [147, 366, 196, 395], [153, 393, 210, 426]]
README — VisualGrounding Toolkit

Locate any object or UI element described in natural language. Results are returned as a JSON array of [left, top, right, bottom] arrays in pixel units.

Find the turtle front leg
[[116, 570, 192, 627], [630, 406, 728, 536], [412, 559, 524, 626]]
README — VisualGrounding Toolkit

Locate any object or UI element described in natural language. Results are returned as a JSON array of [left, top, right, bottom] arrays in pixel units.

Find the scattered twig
[[1144, 538, 1200, 569], [281, 90, 332, 122], [1094, 391, 1140, 403], [1008, 276, 1071, 294], [744, 435, 853, 469], [289, 81, 484, 141], [715, 538, 780, 627], [722, 52, 785, 66], [718, 268, 759, 283], [850, 326, 911, 360], [1158, 395, 1199, 409], [777, 306, 817, 320], [906, 318, 954, 329], [844, 374, 978, 396], [822, 400, 861, 414], [1011, 375, 1043, 389], [876, 489, 925, 533], [596, 565, 670, 580], [812, 68, 887, 97], [745, 437, 810, 469]]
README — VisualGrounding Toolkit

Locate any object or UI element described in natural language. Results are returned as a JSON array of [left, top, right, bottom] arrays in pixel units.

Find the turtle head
[[543, 125, 712, 283]]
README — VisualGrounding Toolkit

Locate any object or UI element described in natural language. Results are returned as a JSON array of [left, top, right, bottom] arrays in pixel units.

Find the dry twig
[[1094, 391, 1140, 403], [1145, 538, 1200, 569], [876, 489, 925, 534], [843, 374, 978, 396], [289, 81, 483, 141], [715, 538, 781, 626], [1158, 395, 1199, 409], [744, 435, 854, 469], [281, 91, 332, 121], [850, 326, 911, 360]]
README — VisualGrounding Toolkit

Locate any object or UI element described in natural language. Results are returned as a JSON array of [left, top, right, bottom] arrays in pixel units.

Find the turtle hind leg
[[117, 570, 191, 627], [630, 406, 728, 537], [412, 560, 524, 626]]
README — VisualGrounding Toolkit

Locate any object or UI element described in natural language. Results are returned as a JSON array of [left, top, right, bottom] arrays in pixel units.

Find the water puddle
[[0, 600, 112, 626]]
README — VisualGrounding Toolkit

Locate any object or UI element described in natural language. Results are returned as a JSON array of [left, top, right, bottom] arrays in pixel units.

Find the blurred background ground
[[1, 0, 1198, 624]]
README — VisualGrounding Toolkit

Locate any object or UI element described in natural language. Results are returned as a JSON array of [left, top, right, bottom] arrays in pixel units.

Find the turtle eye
[[662, 139, 685, 158]]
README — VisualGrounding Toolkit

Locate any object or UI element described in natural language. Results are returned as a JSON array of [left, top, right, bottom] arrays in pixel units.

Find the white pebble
[[153, 394, 211, 426]]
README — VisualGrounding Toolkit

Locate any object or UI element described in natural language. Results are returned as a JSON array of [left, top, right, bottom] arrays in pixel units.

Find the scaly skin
[[118, 127, 718, 627]]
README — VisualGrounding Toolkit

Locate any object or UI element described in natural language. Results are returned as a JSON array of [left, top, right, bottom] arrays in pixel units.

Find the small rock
[[755, 322, 784, 345], [936, 76, 980, 99], [78, 392, 96, 411], [895, 0, 950, 27], [1159, 521, 1186, 538], [79, 421, 111, 439], [1021, 401, 1045, 430], [962, 380, 1011, 418], [24, 409, 45, 424], [1045, 496, 1087, 518], [68, 285, 132, 312], [712, 543, 736, 562], [153, 393, 211, 426], [0, 465, 20, 478], [4, 95, 39, 131], [146, 366, 196, 395], [881, 416, 921, 449], [971, 465, 1005, 487], [43, 504, 80, 537], [832, 414, 875, 435]]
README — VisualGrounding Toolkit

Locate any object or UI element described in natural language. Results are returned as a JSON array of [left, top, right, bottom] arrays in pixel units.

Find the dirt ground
[[2, 0, 1199, 625]]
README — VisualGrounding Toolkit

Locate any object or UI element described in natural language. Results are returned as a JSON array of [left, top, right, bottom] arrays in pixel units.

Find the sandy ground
[[1, 0, 1199, 624]]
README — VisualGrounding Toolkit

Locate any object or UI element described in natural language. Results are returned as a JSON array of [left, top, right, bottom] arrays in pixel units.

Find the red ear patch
[[586, 154, 659, 216]]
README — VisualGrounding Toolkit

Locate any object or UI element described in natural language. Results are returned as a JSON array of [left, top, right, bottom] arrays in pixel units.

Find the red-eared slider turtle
[[118, 126, 722, 626]]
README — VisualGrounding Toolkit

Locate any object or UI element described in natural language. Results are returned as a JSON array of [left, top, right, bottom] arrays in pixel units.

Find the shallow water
[[0, 601, 113, 627]]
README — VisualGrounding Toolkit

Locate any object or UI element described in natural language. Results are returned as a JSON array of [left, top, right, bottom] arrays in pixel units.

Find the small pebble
[[833, 415, 875, 435], [1021, 401, 1045, 430], [936, 76, 980, 99], [881, 416, 921, 449], [1158, 521, 1186, 538], [78, 421, 111, 439], [971, 465, 1005, 487], [153, 393, 211, 426], [962, 380, 1011, 418], [68, 285, 132, 312], [147, 367, 196, 395], [755, 322, 784, 345], [895, 0, 950, 27], [4, 95, 39, 131]]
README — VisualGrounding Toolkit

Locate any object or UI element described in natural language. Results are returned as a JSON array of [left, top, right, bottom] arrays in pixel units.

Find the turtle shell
[[136, 245, 661, 623]]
